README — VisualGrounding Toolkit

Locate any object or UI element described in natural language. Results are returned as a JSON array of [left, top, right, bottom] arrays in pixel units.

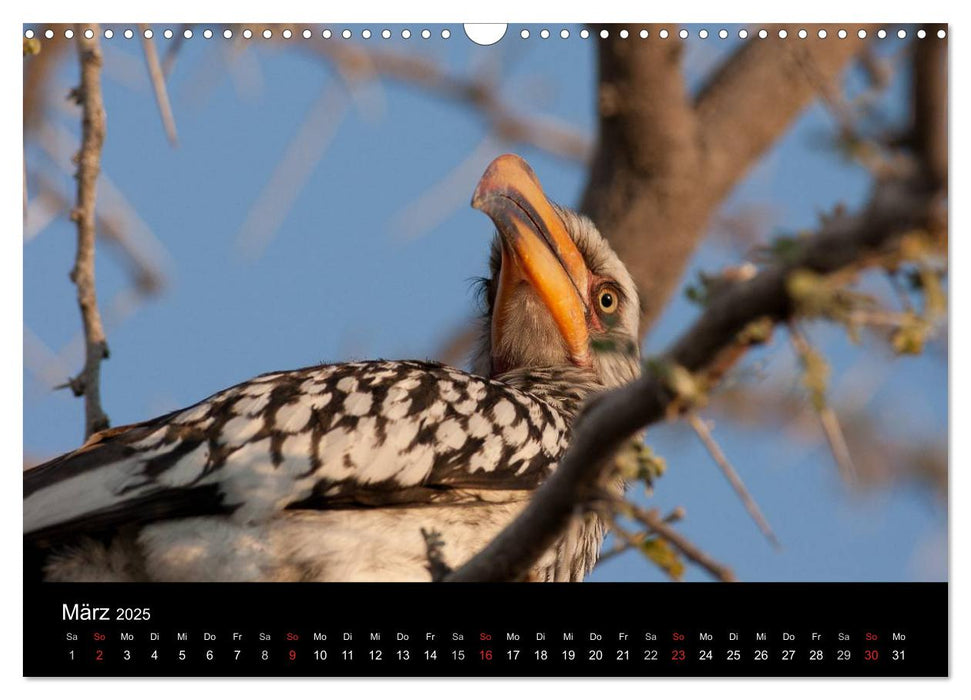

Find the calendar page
[[22, 21, 949, 678]]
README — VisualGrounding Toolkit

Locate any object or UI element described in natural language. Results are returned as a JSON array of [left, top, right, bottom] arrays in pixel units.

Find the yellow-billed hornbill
[[24, 154, 641, 582]]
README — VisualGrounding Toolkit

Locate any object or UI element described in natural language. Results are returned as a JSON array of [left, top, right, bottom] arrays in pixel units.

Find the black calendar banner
[[24, 583, 947, 677], [23, 21, 950, 683]]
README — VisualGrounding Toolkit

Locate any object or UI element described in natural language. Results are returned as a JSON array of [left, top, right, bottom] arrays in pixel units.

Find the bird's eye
[[597, 286, 619, 314]]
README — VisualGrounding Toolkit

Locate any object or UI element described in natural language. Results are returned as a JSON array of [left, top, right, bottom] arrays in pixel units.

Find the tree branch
[[912, 25, 948, 190], [579, 25, 700, 334], [694, 25, 878, 203], [446, 171, 942, 583], [68, 24, 110, 439], [603, 502, 737, 582], [581, 25, 877, 336], [295, 35, 591, 162]]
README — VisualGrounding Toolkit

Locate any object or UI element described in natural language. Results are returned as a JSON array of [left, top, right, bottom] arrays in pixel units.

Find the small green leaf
[[639, 537, 686, 580]]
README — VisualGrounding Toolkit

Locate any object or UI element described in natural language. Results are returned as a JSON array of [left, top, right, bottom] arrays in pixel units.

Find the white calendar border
[[3, 0, 964, 697]]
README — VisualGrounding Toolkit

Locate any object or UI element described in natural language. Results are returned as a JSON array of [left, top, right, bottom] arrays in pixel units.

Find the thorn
[[55, 375, 85, 397], [688, 412, 782, 550], [664, 506, 686, 523]]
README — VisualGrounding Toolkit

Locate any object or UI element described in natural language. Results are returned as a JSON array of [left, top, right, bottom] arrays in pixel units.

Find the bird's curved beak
[[472, 154, 591, 369]]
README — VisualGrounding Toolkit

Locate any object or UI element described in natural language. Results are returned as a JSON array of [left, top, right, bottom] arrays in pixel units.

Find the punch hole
[[639, 29, 648, 39], [104, 29, 113, 39], [421, 29, 431, 39], [24, 29, 34, 39], [580, 29, 589, 39], [204, 29, 214, 39], [164, 29, 173, 39], [520, 29, 529, 39], [125, 29, 134, 39], [463, 24, 507, 46], [45, 29, 54, 38]]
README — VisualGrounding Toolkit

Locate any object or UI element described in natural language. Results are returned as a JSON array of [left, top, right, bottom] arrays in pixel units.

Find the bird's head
[[471, 154, 641, 389]]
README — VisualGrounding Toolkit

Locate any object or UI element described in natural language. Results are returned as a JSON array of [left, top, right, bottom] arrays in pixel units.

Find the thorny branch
[[446, 168, 944, 582], [686, 412, 780, 548], [787, 323, 858, 482], [601, 501, 737, 582], [67, 24, 110, 439]]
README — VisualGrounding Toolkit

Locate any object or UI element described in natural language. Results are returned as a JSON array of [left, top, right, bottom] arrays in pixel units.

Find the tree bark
[[581, 25, 877, 337], [69, 24, 110, 439]]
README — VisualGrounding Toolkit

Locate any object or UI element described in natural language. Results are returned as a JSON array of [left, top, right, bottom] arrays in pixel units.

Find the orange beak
[[471, 154, 591, 368]]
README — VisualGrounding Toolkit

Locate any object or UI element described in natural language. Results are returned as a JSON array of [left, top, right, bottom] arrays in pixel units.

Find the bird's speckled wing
[[24, 360, 571, 543]]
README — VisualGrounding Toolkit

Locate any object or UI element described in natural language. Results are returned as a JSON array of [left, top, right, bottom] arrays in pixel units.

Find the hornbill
[[24, 154, 641, 582]]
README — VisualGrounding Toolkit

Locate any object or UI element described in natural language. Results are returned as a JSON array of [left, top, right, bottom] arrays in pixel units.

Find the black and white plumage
[[24, 154, 642, 582]]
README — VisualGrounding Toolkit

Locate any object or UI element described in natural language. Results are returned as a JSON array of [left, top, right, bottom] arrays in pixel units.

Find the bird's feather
[[24, 360, 577, 545]]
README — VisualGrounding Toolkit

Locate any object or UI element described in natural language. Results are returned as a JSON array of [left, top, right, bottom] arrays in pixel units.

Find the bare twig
[[161, 24, 191, 77], [710, 373, 947, 496], [687, 412, 780, 548], [31, 171, 167, 295], [446, 170, 941, 582], [594, 506, 686, 568], [138, 24, 179, 146], [788, 324, 858, 483], [603, 503, 736, 582], [68, 24, 110, 439]]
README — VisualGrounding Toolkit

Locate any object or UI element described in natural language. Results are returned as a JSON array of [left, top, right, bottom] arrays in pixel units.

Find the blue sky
[[23, 25, 947, 582]]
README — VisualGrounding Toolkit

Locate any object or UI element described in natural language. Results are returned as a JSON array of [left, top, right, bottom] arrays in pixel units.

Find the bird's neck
[[493, 365, 603, 420]]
